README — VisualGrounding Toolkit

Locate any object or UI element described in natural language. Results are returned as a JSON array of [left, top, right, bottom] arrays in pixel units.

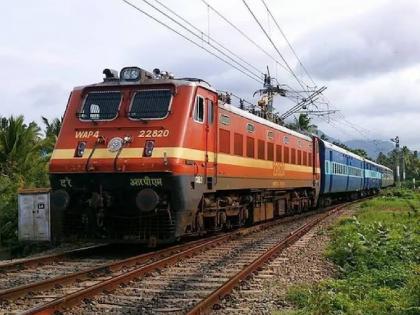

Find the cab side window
[[207, 100, 214, 124], [194, 96, 205, 123]]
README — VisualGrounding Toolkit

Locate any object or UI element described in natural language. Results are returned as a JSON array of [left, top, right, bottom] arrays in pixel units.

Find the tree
[[0, 115, 61, 245], [287, 114, 316, 133], [41, 116, 62, 155], [42, 116, 62, 139], [0, 116, 43, 182]]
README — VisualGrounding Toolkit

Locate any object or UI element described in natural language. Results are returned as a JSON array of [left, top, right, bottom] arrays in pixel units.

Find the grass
[[275, 189, 420, 315]]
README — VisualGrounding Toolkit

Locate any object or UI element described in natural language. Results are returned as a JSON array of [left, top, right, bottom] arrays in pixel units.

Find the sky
[[1, 0, 419, 150]]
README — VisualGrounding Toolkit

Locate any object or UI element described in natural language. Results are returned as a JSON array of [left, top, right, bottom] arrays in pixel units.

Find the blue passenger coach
[[319, 140, 364, 197], [318, 139, 393, 205]]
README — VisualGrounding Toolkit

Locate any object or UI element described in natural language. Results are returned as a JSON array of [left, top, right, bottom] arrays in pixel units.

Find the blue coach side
[[319, 140, 364, 195], [363, 159, 382, 192]]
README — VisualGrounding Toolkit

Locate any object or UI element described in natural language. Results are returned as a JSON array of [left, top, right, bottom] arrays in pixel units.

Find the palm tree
[[41, 116, 62, 155], [293, 114, 316, 132], [0, 116, 43, 185], [41, 116, 62, 139]]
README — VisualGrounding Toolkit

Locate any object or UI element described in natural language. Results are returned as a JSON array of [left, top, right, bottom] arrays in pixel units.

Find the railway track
[[0, 244, 117, 291], [0, 202, 352, 315]]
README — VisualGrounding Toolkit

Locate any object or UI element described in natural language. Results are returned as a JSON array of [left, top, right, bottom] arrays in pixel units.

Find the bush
[[284, 193, 420, 315], [0, 175, 20, 246]]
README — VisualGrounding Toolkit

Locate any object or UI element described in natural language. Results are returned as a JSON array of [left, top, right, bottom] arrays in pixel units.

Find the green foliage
[[0, 115, 60, 246], [287, 114, 317, 133], [284, 191, 420, 315], [377, 146, 420, 183]]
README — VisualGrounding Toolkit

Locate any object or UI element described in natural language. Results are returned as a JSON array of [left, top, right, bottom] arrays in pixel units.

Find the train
[[48, 66, 394, 245]]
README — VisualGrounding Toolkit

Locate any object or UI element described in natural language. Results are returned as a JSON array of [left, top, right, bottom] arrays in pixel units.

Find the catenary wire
[[152, 0, 264, 77], [260, 0, 317, 87], [120, 0, 263, 84], [200, 0, 291, 76], [137, 0, 263, 82], [241, 0, 309, 93]]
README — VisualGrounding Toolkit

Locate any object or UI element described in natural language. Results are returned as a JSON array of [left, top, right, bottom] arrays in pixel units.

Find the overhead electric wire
[[120, 0, 263, 84], [200, 0, 291, 76], [241, 0, 309, 93], [152, 0, 264, 77], [139, 0, 263, 82], [260, 0, 316, 87]]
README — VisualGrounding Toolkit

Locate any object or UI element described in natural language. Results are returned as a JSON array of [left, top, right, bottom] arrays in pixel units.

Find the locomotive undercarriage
[[49, 173, 316, 245], [193, 188, 316, 233]]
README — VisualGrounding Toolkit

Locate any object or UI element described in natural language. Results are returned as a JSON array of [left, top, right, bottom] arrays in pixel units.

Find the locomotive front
[[49, 67, 211, 245]]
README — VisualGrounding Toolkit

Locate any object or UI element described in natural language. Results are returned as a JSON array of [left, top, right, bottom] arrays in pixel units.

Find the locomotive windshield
[[128, 89, 172, 119], [78, 91, 121, 120]]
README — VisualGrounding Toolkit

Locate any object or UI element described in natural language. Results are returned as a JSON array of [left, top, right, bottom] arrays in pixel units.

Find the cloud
[[298, 0, 420, 80]]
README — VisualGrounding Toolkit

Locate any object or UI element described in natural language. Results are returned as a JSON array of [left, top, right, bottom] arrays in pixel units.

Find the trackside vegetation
[[281, 188, 420, 315], [0, 115, 61, 249]]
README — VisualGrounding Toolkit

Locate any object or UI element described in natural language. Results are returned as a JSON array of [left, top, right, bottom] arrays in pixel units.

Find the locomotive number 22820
[[138, 129, 170, 138]]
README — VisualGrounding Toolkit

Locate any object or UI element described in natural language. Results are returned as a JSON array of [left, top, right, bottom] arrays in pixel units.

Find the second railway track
[[0, 202, 353, 315]]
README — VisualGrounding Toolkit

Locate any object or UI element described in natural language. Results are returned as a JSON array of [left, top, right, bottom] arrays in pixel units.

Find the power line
[[120, 0, 263, 83], [241, 0, 309, 93], [139, 0, 263, 82], [259, 0, 316, 87], [200, 0, 291, 76], [152, 0, 264, 78]]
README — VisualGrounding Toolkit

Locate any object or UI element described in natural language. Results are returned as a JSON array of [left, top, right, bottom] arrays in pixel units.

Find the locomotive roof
[[220, 103, 312, 142], [321, 139, 392, 171], [74, 77, 216, 92]]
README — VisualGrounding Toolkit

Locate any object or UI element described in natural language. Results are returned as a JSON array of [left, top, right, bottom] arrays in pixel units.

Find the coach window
[[297, 150, 302, 165], [207, 100, 214, 124], [303, 151, 308, 166], [308, 153, 312, 166], [194, 96, 205, 123]]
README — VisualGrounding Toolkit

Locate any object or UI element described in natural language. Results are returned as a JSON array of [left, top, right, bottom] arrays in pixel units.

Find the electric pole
[[391, 136, 400, 188]]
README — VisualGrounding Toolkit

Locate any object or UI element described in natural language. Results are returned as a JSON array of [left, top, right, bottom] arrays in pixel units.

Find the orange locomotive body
[[49, 67, 320, 244]]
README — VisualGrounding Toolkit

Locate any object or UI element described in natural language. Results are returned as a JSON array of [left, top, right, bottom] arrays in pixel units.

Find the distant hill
[[309, 128, 394, 160], [343, 140, 394, 160]]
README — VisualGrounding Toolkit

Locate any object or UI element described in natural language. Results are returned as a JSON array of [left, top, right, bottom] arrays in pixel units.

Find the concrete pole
[[391, 136, 401, 188]]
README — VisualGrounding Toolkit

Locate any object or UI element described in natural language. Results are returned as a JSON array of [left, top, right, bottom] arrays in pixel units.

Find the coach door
[[205, 94, 217, 189]]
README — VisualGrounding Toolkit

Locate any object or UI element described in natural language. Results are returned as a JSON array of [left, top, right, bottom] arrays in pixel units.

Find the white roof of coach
[[220, 103, 312, 142], [321, 140, 365, 161], [322, 140, 392, 171]]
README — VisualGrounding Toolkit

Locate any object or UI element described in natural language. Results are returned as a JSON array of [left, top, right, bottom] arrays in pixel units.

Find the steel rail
[[15, 211, 318, 315], [0, 243, 110, 272], [0, 237, 218, 300], [186, 202, 350, 315]]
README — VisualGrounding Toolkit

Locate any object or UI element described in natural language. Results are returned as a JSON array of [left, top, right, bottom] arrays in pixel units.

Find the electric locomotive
[[49, 66, 320, 244], [49, 66, 393, 245]]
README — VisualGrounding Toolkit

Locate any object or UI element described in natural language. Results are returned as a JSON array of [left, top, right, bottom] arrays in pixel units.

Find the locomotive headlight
[[120, 67, 141, 81], [143, 140, 155, 157], [74, 141, 87, 157], [136, 188, 160, 212]]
